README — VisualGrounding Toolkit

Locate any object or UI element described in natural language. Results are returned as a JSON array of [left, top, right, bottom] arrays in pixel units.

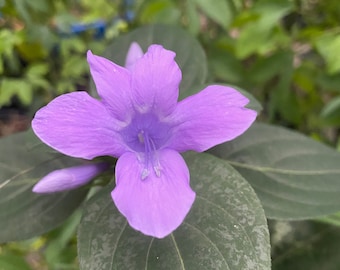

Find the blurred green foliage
[[0, 0, 126, 108]]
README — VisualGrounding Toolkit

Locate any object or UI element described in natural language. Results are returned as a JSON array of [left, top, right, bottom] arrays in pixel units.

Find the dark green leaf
[[210, 123, 340, 219], [0, 129, 88, 243], [92, 24, 207, 96], [272, 221, 340, 270], [78, 152, 270, 270]]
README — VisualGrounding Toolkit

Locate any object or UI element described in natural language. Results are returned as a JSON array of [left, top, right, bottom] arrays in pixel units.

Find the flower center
[[137, 130, 161, 180], [120, 112, 171, 180]]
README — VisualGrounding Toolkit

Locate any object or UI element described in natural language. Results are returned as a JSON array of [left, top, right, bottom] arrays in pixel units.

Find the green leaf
[[0, 254, 32, 270], [210, 123, 340, 220], [45, 210, 82, 267], [320, 96, 340, 126], [185, 0, 201, 35], [193, 0, 234, 28], [61, 55, 88, 79], [235, 0, 293, 58], [139, 0, 181, 24], [315, 33, 340, 75], [0, 129, 88, 243], [78, 152, 270, 270], [248, 51, 293, 84], [317, 73, 340, 92], [272, 221, 340, 270], [94, 24, 207, 96], [208, 38, 245, 84], [26, 63, 49, 77], [316, 211, 340, 227], [231, 85, 263, 112], [0, 78, 33, 106]]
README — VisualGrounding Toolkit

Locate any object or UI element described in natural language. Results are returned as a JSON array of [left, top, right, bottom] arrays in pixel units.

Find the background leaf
[[90, 24, 208, 96], [271, 221, 340, 270], [210, 123, 340, 220], [78, 152, 270, 270], [0, 253, 32, 270], [0, 129, 88, 243], [192, 0, 234, 28], [315, 33, 340, 75], [235, 0, 293, 58]]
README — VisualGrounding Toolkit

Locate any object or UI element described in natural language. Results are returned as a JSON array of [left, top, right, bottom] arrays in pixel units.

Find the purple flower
[[33, 163, 109, 193], [32, 43, 257, 238]]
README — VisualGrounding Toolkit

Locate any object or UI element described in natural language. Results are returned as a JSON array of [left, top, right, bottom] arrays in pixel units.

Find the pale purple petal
[[111, 149, 195, 238], [33, 163, 109, 193], [166, 85, 257, 152], [87, 50, 133, 121], [131, 45, 181, 116], [125, 42, 144, 70], [32, 91, 127, 159]]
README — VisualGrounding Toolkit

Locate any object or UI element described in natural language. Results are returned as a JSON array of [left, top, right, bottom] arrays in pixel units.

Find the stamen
[[138, 130, 161, 180]]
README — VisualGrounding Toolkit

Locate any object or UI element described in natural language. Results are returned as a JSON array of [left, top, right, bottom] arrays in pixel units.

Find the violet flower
[[33, 163, 109, 193], [32, 43, 257, 238]]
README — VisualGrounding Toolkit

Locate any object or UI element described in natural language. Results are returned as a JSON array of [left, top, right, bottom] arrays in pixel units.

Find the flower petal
[[167, 85, 257, 152], [33, 163, 109, 193], [111, 149, 195, 238], [87, 50, 133, 121], [125, 42, 144, 70], [32, 91, 127, 159], [131, 45, 181, 116]]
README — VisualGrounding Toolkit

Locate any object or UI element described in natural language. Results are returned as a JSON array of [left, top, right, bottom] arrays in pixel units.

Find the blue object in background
[[70, 20, 106, 39], [57, 0, 135, 39]]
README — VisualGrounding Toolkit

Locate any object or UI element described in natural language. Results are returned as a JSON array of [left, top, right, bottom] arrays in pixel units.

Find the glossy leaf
[[210, 123, 340, 219], [91, 24, 207, 96], [0, 129, 88, 243], [78, 152, 270, 270]]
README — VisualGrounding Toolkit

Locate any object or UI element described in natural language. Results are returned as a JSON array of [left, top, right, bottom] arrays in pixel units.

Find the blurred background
[[1, 0, 340, 269]]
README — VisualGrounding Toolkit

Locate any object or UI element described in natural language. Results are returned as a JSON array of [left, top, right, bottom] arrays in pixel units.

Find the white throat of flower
[[138, 130, 161, 180]]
